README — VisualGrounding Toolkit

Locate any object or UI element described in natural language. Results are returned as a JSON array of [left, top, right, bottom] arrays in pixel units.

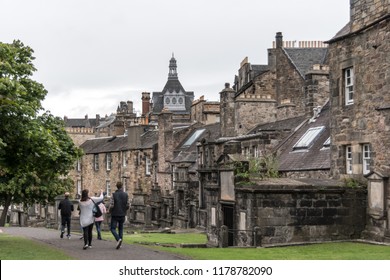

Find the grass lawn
[[101, 231, 390, 260], [0, 234, 74, 260], [1, 230, 389, 260]]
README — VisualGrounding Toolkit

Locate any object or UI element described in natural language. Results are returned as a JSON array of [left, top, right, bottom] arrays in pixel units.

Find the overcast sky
[[1, 0, 350, 118]]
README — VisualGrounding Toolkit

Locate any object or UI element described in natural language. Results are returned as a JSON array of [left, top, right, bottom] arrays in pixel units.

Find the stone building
[[191, 95, 220, 125], [64, 114, 99, 146], [150, 55, 195, 125], [233, 57, 276, 136], [326, 0, 390, 242], [170, 122, 221, 228], [232, 33, 329, 136]]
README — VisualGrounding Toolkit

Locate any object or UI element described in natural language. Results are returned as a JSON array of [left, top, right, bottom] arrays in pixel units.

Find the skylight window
[[323, 137, 330, 147], [182, 129, 206, 148], [293, 126, 324, 150]]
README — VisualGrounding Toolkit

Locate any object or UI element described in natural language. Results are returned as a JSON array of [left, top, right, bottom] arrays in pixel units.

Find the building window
[[122, 151, 127, 167], [145, 156, 151, 176], [244, 147, 250, 157], [77, 180, 82, 196], [293, 126, 325, 150], [122, 179, 127, 192], [94, 154, 99, 171], [76, 159, 81, 172], [253, 146, 259, 157], [346, 145, 352, 174], [106, 180, 111, 196], [323, 137, 331, 148], [182, 129, 206, 148], [362, 144, 371, 175], [106, 153, 112, 171], [345, 67, 354, 105]]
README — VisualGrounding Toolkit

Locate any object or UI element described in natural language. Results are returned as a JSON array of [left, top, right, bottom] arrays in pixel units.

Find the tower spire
[[168, 53, 178, 80]]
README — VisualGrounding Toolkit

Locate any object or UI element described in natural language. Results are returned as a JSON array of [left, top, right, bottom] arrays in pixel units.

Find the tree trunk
[[0, 195, 12, 226]]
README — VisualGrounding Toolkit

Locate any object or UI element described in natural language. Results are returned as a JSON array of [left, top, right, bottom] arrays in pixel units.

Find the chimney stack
[[275, 32, 283, 48], [142, 92, 151, 116]]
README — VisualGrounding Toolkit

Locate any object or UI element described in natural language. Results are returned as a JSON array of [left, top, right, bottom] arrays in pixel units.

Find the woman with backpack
[[78, 189, 103, 250]]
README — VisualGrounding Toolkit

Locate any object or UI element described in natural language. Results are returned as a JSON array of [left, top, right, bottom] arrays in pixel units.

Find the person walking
[[109, 182, 129, 249], [95, 201, 107, 240], [58, 192, 74, 239], [78, 189, 103, 250]]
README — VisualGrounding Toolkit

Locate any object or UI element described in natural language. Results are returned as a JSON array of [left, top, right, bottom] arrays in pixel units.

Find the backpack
[[92, 200, 103, 218]]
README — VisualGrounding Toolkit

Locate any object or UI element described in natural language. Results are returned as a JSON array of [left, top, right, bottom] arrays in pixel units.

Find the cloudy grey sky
[[1, 0, 350, 118]]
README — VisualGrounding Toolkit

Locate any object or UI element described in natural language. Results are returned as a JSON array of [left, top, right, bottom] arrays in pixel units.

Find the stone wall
[[350, 0, 390, 32], [276, 48, 306, 121], [328, 6, 390, 179], [227, 185, 366, 247], [191, 96, 220, 125]]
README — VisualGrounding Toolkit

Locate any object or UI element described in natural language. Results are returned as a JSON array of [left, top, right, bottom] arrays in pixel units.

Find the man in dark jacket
[[58, 192, 74, 239], [109, 182, 129, 249]]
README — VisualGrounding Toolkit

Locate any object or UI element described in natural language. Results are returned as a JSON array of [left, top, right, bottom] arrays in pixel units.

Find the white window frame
[[323, 137, 330, 147], [106, 153, 112, 171], [122, 151, 127, 167], [106, 180, 111, 197], [346, 145, 352, 174], [244, 147, 250, 157], [294, 126, 325, 150], [253, 146, 259, 157], [94, 154, 99, 171], [77, 180, 82, 196], [76, 159, 81, 172], [362, 144, 371, 175], [345, 67, 354, 105], [145, 156, 151, 176], [182, 128, 206, 148]]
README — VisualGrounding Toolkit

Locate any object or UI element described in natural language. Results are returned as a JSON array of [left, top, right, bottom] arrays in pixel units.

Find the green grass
[[1, 230, 390, 260], [0, 234, 74, 260], [101, 231, 390, 260], [154, 242, 390, 260]]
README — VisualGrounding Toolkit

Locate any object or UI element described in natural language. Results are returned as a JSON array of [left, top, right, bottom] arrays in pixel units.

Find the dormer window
[[164, 92, 186, 111]]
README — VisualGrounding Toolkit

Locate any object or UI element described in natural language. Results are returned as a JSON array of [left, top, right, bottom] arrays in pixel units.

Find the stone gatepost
[[363, 171, 389, 242]]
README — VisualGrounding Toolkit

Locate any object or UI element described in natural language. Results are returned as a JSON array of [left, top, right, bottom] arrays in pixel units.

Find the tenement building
[[327, 0, 390, 242]]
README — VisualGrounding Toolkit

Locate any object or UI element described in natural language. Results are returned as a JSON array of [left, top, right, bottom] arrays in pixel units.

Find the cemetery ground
[[1, 226, 390, 260]]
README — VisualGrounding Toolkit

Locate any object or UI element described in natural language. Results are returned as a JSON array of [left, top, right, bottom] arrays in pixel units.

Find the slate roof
[[65, 118, 98, 128], [248, 115, 307, 134], [96, 114, 116, 129], [283, 48, 328, 77], [139, 129, 159, 149], [328, 22, 351, 42], [80, 135, 129, 154], [171, 123, 221, 168], [252, 65, 270, 77], [152, 56, 194, 115], [277, 102, 330, 172]]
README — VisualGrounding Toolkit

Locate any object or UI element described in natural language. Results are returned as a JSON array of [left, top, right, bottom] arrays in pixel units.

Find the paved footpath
[[0, 227, 188, 260]]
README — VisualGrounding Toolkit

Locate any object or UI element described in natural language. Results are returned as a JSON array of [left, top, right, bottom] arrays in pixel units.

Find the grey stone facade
[[327, 0, 390, 242], [205, 177, 366, 247]]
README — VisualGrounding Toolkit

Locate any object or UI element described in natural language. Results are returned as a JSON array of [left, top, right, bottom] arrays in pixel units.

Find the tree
[[0, 40, 82, 226]]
